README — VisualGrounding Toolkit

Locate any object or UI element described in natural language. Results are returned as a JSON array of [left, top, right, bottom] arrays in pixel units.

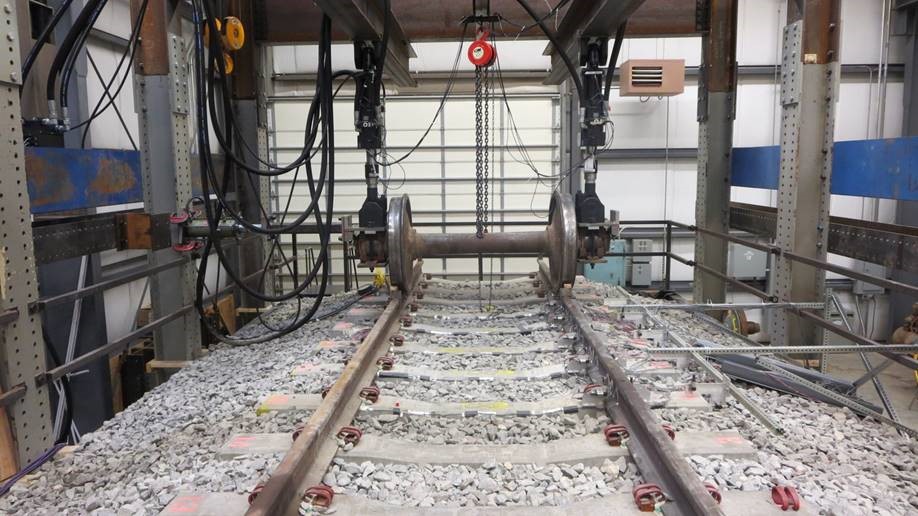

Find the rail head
[[246, 262, 423, 515], [555, 285, 724, 516]]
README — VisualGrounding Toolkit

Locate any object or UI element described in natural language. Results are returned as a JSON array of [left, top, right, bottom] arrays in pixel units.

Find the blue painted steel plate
[[26, 148, 143, 214], [731, 137, 918, 201]]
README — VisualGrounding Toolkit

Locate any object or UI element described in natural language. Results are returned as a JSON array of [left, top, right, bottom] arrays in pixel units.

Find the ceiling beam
[[543, 0, 650, 85], [312, 0, 417, 87]]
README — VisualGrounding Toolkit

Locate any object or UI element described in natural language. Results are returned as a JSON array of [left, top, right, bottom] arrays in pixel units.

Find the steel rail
[[246, 262, 422, 516], [609, 302, 824, 312], [553, 282, 723, 515], [645, 344, 918, 355]]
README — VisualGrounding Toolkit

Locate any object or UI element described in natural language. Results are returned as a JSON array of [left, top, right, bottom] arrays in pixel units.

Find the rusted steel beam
[[132, 0, 170, 76], [703, 0, 738, 92], [789, 0, 840, 64], [544, 0, 649, 85], [313, 0, 416, 87], [254, 0, 701, 43], [245, 263, 422, 516]]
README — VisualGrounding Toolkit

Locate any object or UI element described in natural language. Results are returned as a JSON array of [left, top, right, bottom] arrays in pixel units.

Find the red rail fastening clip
[[321, 386, 332, 398], [661, 423, 676, 440], [529, 272, 537, 279], [533, 280, 541, 288], [704, 482, 722, 504], [247, 483, 264, 505], [360, 386, 380, 403], [633, 483, 665, 512], [420, 281, 429, 289], [771, 485, 801, 511], [336, 426, 363, 446], [377, 356, 395, 370], [400, 315, 413, 328], [292, 424, 305, 442], [582, 383, 605, 396], [303, 485, 335, 508], [416, 291, 425, 299], [425, 273, 433, 280], [390, 335, 405, 346], [409, 302, 419, 312], [603, 424, 630, 447], [536, 288, 546, 298]]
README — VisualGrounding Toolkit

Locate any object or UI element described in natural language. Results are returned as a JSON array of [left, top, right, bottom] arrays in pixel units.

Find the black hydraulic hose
[[46, 0, 105, 104], [514, 0, 583, 105], [192, 0, 335, 303], [191, 2, 338, 341], [22, 0, 76, 86], [60, 0, 108, 109], [603, 21, 628, 101]]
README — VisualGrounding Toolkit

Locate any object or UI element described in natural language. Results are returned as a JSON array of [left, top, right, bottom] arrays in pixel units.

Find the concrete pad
[[158, 490, 816, 516], [419, 295, 545, 307], [331, 493, 642, 515], [379, 364, 568, 381], [255, 393, 600, 417], [394, 341, 565, 355], [634, 387, 713, 410], [159, 493, 247, 515], [255, 393, 322, 414], [217, 431, 755, 461], [403, 322, 551, 336], [412, 309, 547, 321], [363, 395, 601, 417], [291, 362, 344, 376]]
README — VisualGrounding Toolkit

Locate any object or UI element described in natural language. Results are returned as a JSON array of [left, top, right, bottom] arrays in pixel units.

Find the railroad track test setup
[[0, 1, 917, 515]]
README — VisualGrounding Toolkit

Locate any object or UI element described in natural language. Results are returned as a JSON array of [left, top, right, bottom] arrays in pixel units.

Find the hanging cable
[[22, 0, 77, 86], [46, 0, 106, 114], [514, 0, 583, 105], [603, 21, 628, 101]]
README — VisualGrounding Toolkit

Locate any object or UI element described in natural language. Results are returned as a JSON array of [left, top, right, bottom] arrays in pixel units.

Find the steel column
[[769, 1, 840, 347], [0, 1, 54, 466], [694, 0, 737, 304], [133, 0, 202, 365], [893, 3, 918, 332]]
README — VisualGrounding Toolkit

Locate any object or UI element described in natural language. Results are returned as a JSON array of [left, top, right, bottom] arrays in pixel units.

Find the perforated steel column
[[0, 1, 54, 465], [694, 0, 737, 304], [769, 2, 840, 347], [134, 0, 201, 363]]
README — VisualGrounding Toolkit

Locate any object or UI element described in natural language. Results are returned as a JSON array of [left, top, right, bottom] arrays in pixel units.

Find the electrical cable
[[603, 21, 627, 101], [22, 0, 77, 86], [377, 24, 468, 167], [40, 328, 73, 445], [190, 0, 339, 343], [46, 0, 105, 105], [60, 0, 108, 110], [514, 0, 583, 105], [70, 0, 149, 141]]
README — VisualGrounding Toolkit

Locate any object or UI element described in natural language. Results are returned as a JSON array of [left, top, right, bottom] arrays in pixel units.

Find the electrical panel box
[[630, 239, 653, 287], [727, 243, 767, 280], [619, 59, 685, 97], [584, 240, 627, 286], [853, 262, 886, 296]]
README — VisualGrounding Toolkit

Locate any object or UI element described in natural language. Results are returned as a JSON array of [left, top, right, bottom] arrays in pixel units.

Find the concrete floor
[[825, 351, 918, 429]]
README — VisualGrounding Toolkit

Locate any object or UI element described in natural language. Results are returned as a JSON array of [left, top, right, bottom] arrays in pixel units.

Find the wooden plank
[[145, 360, 191, 373], [0, 392, 19, 478], [109, 354, 124, 414]]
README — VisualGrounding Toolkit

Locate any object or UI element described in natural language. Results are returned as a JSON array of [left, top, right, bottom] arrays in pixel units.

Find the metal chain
[[474, 65, 485, 238], [482, 65, 490, 231]]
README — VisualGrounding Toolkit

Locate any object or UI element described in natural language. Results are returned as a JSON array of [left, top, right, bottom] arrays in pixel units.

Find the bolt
[[2, 5, 10, 14], [6, 33, 13, 42]]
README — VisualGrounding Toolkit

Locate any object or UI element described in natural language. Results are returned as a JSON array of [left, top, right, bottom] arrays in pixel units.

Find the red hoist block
[[468, 32, 496, 68]]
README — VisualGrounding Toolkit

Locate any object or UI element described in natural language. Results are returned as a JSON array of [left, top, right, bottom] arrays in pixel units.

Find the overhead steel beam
[[255, 0, 700, 43], [312, 0, 416, 87], [543, 0, 649, 85]]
